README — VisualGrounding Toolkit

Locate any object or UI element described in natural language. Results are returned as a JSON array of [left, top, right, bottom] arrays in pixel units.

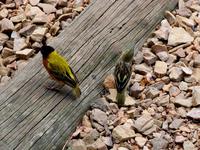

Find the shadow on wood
[[0, 0, 177, 149]]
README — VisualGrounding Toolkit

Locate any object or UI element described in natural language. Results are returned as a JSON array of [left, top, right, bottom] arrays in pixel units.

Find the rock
[[154, 61, 167, 77], [90, 109, 107, 125], [49, 21, 60, 36], [1, 47, 15, 58], [0, 8, 8, 19], [166, 54, 177, 64], [187, 107, 200, 120], [135, 136, 147, 147], [11, 31, 20, 39], [134, 63, 152, 75], [112, 124, 135, 142], [3, 55, 17, 66], [102, 137, 113, 147], [169, 86, 180, 97], [0, 33, 9, 45], [164, 11, 176, 25], [175, 48, 185, 58], [183, 141, 197, 150], [29, 0, 40, 5], [129, 82, 143, 98], [154, 19, 172, 40], [87, 138, 108, 150], [0, 18, 15, 32], [143, 50, 157, 65], [90, 98, 109, 112], [71, 139, 87, 150], [176, 8, 192, 17], [92, 122, 104, 132], [192, 86, 200, 106], [13, 38, 28, 51], [10, 13, 26, 23], [169, 67, 183, 82], [175, 135, 186, 143], [193, 54, 200, 67], [177, 107, 187, 117], [176, 15, 195, 27], [83, 129, 99, 144], [181, 67, 192, 75], [169, 118, 184, 129], [152, 44, 168, 54], [31, 27, 48, 42], [156, 94, 169, 106], [133, 51, 143, 64], [134, 114, 156, 135], [19, 24, 36, 36], [156, 51, 169, 62], [38, 3, 57, 14], [32, 13, 48, 24], [0, 67, 10, 76], [146, 87, 160, 99], [151, 137, 169, 150], [174, 96, 193, 108], [168, 27, 194, 46], [25, 5, 44, 19], [118, 147, 129, 150], [179, 81, 188, 91], [7, 61, 17, 70], [16, 48, 34, 59], [103, 74, 115, 89]]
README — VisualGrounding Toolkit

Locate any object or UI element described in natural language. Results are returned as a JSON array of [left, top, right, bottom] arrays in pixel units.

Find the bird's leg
[[45, 82, 65, 91]]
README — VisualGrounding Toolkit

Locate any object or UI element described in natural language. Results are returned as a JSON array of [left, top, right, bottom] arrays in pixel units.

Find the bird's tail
[[73, 84, 81, 98], [116, 91, 125, 107]]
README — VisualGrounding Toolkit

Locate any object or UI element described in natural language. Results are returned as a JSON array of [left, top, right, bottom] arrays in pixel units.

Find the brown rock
[[71, 139, 87, 150], [16, 48, 34, 59], [10, 13, 26, 23], [193, 54, 200, 67], [169, 67, 183, 82], [19, 24, 36, 36], [1, 47, 15, 58], [143, 50, 157, 65], [25, 5, 44, 19], [169, 86, 180, 97], [0, 8, 8, 19], [49, 21, 60, 36], [192, 86, 200, 106], [32, 13, 48, 24], [134, 63, 152, 75], [176, 15, 196, 27], [154, 19, 171, 40], [0, 33, 9, 45], [174, 48, 185, 58], [103, 74, 115, 89], [130, 82, 143, 98], [164, 11, 176, 25], [38, 3, 57, 14], [0, 18, 15, 32], [152, 44, 168, 54], [156, 51, 169, 61]]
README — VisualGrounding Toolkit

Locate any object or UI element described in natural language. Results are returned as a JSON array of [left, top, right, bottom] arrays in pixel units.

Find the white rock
[[187, 107, 200, 120], [0, 18, 15, 32], [16, 48, 34, 59], [135, 136, 147, 147], [168, 27, 194, 46], [175, 96, 193, 108], [154, 61, 167, 77], [31, 27, 48, 42], [13, 38, 28, 51], [29, 0, 40, 5]]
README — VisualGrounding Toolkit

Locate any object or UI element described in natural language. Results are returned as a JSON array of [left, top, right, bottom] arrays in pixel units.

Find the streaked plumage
[[40, 45, 81, 97]]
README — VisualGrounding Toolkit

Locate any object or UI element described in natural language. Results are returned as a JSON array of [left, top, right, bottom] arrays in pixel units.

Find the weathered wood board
[[0, 0, 177, 149]]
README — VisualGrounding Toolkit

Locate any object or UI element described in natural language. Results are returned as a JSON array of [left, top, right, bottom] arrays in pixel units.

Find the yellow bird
[[40, 44, 81, 98]]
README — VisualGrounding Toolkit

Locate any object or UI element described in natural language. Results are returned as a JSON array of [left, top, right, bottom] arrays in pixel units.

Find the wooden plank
[[0, 0, 178, 149]]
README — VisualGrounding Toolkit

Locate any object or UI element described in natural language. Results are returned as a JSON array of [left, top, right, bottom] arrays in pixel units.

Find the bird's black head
[[40, 45, 55, 58]]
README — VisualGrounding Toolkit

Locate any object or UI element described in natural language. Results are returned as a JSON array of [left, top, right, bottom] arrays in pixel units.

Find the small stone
[[0, 33, 9, 45], [92, 122, 104, 132], [49, 21, 60, 36], [177, 107, 187, 117], [169, 86, 180, 97], [16, 48, 34, 60], [175, 48, 185, 58], [90, 98, 109, 112], [7, 61, 17, 70], [88, 138, 108, 150], [83, 129, 99, 144], [1, 47, 15, 58], [176, 15, 195, 27], [38, 3, 57, 14], [152, 44, 168, 53], [13, 38, 28, 51], [175, 96, 193, 108], [151, 137, 169, 150], [19, 24, 36, 36], [166, 54, 177, 64], [3, 55, 17, 66], [181, 67, 192, 75], [183, 140, 196, 150], [130, 82, 143, 98], [112, 124, 135, 142], [134, 63, 152, 75], [164, 11, 176, 25], [133, 51, 143, 64], [0, 8, 8, 19], [168, 27, 194, 46], [175, 135, 186, 143], [187, 107, 200, 120], [32, 13, 48, 24], [135, 136, 147, 147], [29, 0, 40, 5], [156, 51, 169, 61], [0, 67, 10, 76], [169, 118, 184, 129], [192, 86, 200, 106], [25, 5, 44, 19], [179, 81, 188, 91], [90, 109, 107, 126], [154, 19, 172, 40], [143, 50, 157, 65], [176, 8, 192, 17], [82, 115, 92, 128], [31, 27, 48, 42], [169, 67, 183, 82], [103, 74, 115, 89], [154, 61, 167, 77], [10, 13, 26, 23], [193, 54, 200, 67], [71, 139, 87, 150], [146, 87, 160, 99], [156, 94, 169, 106], [102, 137, 113, 147], [134, 114, 155, 135], [0, 18, 15, 32]]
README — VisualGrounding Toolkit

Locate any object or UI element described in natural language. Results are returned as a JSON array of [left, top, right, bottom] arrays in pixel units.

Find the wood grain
[[0, 0, 178, 149]]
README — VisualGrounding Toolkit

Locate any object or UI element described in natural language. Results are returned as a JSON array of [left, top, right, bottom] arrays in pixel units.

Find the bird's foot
[[45, 83, 64, 91]]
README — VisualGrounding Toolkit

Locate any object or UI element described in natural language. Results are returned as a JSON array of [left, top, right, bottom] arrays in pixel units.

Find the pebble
[[187, 107, 200, 120], [154, 61, 167, 77]]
